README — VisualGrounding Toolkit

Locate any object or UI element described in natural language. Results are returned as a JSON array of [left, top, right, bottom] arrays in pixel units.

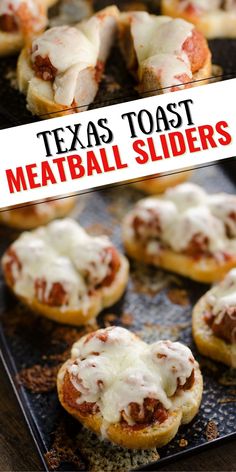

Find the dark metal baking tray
[[0, 162, 236, 472]]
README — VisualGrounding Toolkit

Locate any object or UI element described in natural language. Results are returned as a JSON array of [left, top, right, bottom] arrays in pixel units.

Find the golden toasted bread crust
[[122, 214, 236, 283], [161, 0, 236, 38], [192, 294, 236, 367], [57, 360, 203, 449], [44, 0, 58, 7], [0, 30, 24, 56], [0, 198, 76, 230], [132, 171, 192, 194], [3, 255, 129, 326]]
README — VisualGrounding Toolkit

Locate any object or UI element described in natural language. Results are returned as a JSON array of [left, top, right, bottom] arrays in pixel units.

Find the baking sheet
[[0, 162, 236, 472]]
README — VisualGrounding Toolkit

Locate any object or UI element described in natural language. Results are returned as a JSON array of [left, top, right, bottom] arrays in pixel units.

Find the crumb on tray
[[45, 422, 86, 471], [17, 364, 59, 393], [167, 288, 190, 306], [178, 438, 188, 447], [120, 312, 134, 326], [206, 420, 219, 441], [76, 427, 160, 472]]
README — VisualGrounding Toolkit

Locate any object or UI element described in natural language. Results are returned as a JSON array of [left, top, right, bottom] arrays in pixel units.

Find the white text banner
[[0, 78, 236, 208]]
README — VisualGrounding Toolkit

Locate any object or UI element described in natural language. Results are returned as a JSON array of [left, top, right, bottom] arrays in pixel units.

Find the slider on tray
[[17, 6, 119, 118], [0, 197, 76, 229], [132, 172, 192, 195], [119, 11, 212, 95], [193, 268, 236, 367], [161, 0, 236, 38], [57, 326, 203, 449], [2, 218, 129, 325], [122, 183, 236, 283], [0, 0, 58, 56]]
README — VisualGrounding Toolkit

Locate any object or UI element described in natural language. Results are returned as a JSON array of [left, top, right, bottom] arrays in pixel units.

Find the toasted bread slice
[[122, 183, 236, 283], [17, 56, 98, 118], [161, 0, 236, 39], [122, 215, 236, 283], [44, 0, 58, 7], [57, 328, 203, 449], [132, 171, 192, 195], [192, 291, 236, 368], [17, 6, 119, 118], [2, 251, 129, 326], [0, 30, 24, 56], [2, 218, 129, 326], [0, 197, 76, 230], [57, 366, 203, 449]]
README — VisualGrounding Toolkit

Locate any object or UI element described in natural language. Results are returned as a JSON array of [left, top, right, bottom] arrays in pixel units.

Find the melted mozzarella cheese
[[127, 183, 236, 256], [67, 327, 195, 430], [129, 198, 177, 254], [44, 219, 113, 286], [2, 218, 118, 309], [134, 198, 177, 234], [127, 13, 194, 89], [142, 53, 192, 90], [128, 13, 171, 64], [206, 268, 236, 316], [71, 325, 140, 358], [3, 231, 86, 307], [164, 206, 226, 253], [31, 26, 98, 74], [31, 8, 118, 106], [80, 13, 117, 64], [178, 0, 221, 13], [148, 17, 193, 58], [150, 340, 194, 396], [208, 194, 236, 237], [0, 0, 46, 33], [0, 0, 39, 16], [164, 183, 207, 212]]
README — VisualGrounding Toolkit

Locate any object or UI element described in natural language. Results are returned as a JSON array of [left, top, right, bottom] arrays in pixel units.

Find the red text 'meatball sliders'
[[193, 268, 236, 367], [122, 183, 236, 283], [1, 218, 129, 325], [119, 11, 211, 95], [17, 6, 119, 117], [57, 326, 203, 449]]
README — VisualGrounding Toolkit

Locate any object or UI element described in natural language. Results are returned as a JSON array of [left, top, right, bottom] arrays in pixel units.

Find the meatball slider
[[57, 326, 203, 449], [119, 12, 211, 95], [193, 268, 236, 367]]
